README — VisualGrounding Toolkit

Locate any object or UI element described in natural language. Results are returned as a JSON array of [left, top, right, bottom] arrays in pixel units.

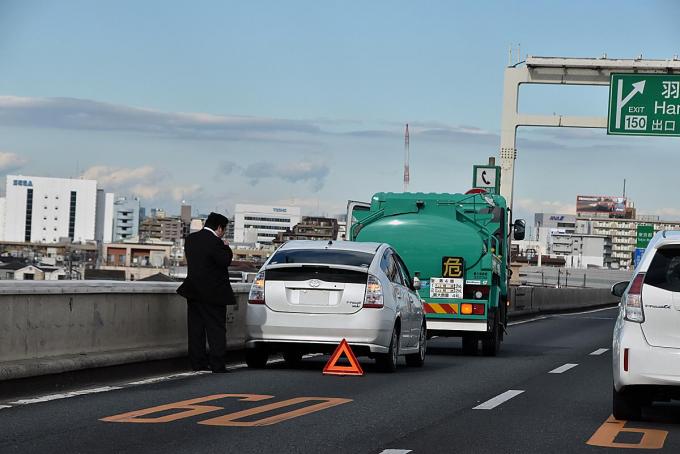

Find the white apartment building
[[4, 175, 97, 243], [233, 204, 302, 245]]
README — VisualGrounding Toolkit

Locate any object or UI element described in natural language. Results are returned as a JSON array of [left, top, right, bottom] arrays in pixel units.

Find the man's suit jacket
[[177, 228, 236, 306]]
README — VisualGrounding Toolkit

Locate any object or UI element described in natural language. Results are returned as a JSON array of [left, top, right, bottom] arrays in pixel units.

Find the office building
[[4, 175, 97, 243], [233, 204, 301, 245], [274, 217, 339, 244], [139, 216, 183, 243]]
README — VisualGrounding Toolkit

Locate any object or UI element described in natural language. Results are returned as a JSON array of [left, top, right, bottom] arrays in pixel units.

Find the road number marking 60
[[100, 394, 352, 427]]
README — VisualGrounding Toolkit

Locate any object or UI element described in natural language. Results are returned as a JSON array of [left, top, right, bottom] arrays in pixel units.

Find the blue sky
[[1, 0, 679, 221]]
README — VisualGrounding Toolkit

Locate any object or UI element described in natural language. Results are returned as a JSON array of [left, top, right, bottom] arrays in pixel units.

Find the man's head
[[205, 212, 229, 237]]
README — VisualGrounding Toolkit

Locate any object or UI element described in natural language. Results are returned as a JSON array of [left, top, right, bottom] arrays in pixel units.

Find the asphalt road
[[2, 306, 680, 453]]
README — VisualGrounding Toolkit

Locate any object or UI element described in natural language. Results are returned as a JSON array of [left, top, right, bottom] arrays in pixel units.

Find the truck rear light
[[248, 271, 266, 304], [472, 303, 485, 315], [624, 273, 645, 323], [462, 303, 485, 315], [363, 274, 384, 308]]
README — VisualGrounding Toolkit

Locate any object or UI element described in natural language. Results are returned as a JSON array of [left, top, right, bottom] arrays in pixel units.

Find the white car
[[245, 240, 426, 372], [612, 230, 680, 420]]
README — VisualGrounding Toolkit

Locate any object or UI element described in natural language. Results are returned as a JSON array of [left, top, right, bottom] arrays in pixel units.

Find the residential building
[[577, 217, 680, 269], [234, 204, 301, 245], [99, 242, 172, 280], [4, 175, 97, 243], [549, 233, 612, 268], [139, 216, 183, 243], [274, 217, 339, 244]]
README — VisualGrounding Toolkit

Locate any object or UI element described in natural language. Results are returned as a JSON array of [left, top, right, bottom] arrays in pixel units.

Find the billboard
[[576, 195, 627, 214]]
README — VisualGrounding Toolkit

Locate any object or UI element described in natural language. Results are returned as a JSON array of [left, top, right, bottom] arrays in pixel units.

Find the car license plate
[[429, 277, 463, 299], [299, 290, 330, 305]]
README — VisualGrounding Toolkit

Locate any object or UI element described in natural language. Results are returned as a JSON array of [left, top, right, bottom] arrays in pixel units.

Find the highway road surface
[[2, 306, 680, 453]]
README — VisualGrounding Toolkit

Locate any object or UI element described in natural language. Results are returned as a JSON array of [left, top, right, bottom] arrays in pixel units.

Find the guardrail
[[0, 282, 618, 381]]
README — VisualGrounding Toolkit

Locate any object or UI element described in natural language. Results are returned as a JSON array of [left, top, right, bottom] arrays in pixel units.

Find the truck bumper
[[427, 319, 488, 335]]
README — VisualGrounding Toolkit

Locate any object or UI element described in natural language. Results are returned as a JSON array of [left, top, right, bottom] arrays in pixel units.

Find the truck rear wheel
[[482, 314, 501, 357]]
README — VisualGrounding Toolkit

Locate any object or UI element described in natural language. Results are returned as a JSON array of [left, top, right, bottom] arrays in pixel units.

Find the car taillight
[[248, 271, 266, 304], [624, 272, 645, 323], [363, 274, 384, 308]]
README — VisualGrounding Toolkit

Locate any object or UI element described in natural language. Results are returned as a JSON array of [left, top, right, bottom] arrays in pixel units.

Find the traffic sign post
[[608, 74, 680, 137], [472, 165, 501, 194]]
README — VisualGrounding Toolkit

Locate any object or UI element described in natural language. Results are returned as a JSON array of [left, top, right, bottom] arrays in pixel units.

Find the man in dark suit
[[177, 212, 236, 373]]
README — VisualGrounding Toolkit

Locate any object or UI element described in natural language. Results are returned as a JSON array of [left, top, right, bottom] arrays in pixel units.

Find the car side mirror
[[513, 219, 526, 241], [611, 281, 629, 298], [412, 276, 422, 290]]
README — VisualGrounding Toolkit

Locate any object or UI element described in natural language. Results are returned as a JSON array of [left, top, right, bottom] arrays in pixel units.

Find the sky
[[0, 0, 679, 222]]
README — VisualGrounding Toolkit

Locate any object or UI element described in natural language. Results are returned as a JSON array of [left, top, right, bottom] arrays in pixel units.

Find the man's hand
[[222, 239, 230, 246]]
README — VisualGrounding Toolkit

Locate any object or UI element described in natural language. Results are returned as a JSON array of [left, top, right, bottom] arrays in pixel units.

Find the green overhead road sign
[[608, 73, 680, 137], [636, 224, 654, 248]]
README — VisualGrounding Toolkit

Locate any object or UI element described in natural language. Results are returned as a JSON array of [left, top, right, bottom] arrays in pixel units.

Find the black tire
[[245, 347, 269, 369], [462, 335, 478, 355], [482, 311, 501, 357], [282, 350, 303, 367], [406, 323, 426, 367], [377, 325, 399, 373], [613, 386, 643, 421]]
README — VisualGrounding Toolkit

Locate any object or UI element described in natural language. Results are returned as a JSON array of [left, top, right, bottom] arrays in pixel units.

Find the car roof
[[276, 240, 384, 254]]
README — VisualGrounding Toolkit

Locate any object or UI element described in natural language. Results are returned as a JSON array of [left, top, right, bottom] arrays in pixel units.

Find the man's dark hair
[[205, 212, 229, 230]]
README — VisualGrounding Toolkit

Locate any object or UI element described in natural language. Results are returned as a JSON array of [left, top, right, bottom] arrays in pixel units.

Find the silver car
[[245, 240, 426, 372]]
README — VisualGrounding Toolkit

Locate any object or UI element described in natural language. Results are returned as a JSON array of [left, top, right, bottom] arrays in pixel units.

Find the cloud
[[171, 184, 202, 202], [131, 184, 161, 200], [81, 165, 156, 187], [0, 95, 322, 142], [219, 161, 241, 175], [0, 151, 28, 172], [515, 198, 576, 215], [243, 160, 330, 191]]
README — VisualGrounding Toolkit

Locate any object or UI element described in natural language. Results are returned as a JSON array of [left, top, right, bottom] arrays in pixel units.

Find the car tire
[[482, 312, 501, 357], [245, 347, 269, 369], [613, 385, 643, 421], [462, 335, 478, 355], [282, 350, 303, 367], [406, 323, 426, 367], [377, 325, 399, 373]]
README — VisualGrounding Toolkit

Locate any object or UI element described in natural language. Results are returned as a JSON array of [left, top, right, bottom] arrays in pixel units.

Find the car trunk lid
[[264, 265, 367, 314]]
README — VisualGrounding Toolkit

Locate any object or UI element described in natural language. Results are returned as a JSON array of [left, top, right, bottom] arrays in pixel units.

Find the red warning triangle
[[323, 339, 364, 376]]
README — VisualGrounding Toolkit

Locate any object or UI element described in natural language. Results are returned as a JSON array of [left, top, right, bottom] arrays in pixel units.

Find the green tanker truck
[[348, 190, 525, 356]]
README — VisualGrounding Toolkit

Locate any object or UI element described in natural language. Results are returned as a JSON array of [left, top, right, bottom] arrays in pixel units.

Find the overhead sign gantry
[[499, 56, 680, 211]]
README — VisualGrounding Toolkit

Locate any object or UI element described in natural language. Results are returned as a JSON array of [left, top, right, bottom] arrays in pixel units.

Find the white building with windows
[[3, 175, 97, 243], [233, 204, 301, 245]]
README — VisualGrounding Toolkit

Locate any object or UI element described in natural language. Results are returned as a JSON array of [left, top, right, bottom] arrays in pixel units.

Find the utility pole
[[403, 124, 410, 192]]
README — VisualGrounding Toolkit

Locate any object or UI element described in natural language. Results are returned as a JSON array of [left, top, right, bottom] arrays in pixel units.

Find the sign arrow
[[620, 80, 646, 108]]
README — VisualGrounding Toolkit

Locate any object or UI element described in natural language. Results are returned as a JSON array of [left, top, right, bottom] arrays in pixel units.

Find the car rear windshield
[[645, 246, 680, 292], [268, 249, 374, 268]]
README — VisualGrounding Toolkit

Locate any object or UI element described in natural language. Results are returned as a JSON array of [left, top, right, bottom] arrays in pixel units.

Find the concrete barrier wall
[[0, 281, 250, 380], [508, 286, 619, 317], [0, 281, 618, 381]]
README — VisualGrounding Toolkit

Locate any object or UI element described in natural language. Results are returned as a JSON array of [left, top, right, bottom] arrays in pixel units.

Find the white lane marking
[[10, 386, 122, 405], [590, 348, 609, 356], [379, 450, 412, 454], [549, 363, 579, 374], [473, 390, 525, 410], [0, 405, 12, 410], [509, 316, 548, 326]]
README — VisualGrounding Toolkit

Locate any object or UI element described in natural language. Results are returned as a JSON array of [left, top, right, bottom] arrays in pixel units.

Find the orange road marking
[[586, 415, 667, 449], [199, 397, 352, 427], [100, 394, 273, 424]]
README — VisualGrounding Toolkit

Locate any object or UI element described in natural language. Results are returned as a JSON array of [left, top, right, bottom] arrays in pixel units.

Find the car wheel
[[462, 335, 478, 355], [482, 313, 501, 357], [406, 323, 426, 367], [613, 385, 643, 421], [282, 350, 303, 367], [245, 346, 269, 369], [377, 325, 399, 373]]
